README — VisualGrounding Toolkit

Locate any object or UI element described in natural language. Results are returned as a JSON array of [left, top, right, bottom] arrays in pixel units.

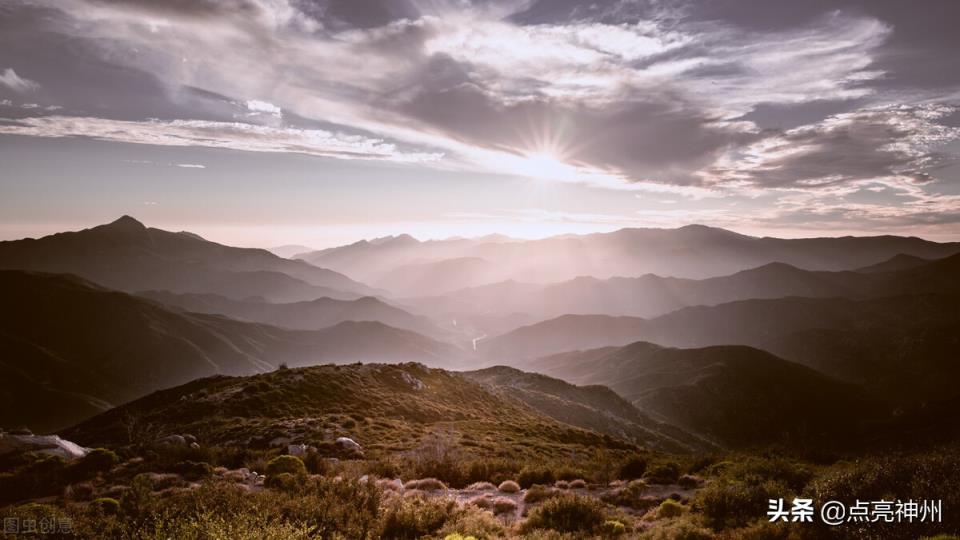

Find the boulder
[[157, 434, 187, 446], [0, 433, 89, 460], [335, 437, 362, 452]]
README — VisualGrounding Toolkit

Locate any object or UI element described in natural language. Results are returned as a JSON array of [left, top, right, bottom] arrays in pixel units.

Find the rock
[[157, 434, 187, 446], [401, 371, 426, 391], [288, 444, 308, 457], [0, 433, 89, 460], [189, 442, 200, 450], [335, 437, 361, 452], [183, 434, 198, 445]]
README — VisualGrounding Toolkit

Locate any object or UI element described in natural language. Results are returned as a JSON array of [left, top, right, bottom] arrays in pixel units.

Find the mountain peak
[[106, 215, 146, 231]]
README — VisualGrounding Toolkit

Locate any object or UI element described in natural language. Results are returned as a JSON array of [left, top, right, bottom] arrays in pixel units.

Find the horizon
[[2, 214, 957, 252]]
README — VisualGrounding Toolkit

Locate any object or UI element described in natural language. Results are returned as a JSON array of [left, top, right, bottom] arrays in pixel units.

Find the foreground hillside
[[0, 271, 464, 432], [64, 363, 634, 461], [4, 364, 958, 539]]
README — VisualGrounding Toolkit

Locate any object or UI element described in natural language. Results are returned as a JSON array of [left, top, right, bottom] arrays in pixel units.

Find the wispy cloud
[[0, 68, 39, 93], [2, 116, 444, 163]]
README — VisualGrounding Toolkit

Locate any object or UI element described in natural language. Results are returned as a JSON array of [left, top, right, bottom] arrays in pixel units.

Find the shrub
[[694, 478, 785, 530], [380, 496, 458, 539], [64, 482, 95, 501], [641, 516, 714, 540], [466, 495, 493, 510], [518, 466, 556, 489], [265, 455, 307, 477], [521, 494, 606, 534], [497, 480, 520, 493], [619, 455, 648, 479], [601, 520, 627, 537], [524, 485, 560, 504], [464, 459, 518, 485], [678, 474, 703, 489], [465, 481, 497, 491], [569, 479, 587, 489], [403, 478, 447, 491], [91, 497, 121, 515], [644, 462, 680, 485], [173, 460, 214, 480], [265, 472, 299, 491], [69, 448, 119, 479], [601, 479, 654, 510], [657, 499, 686, 518], [492, 496, 517, 515], [554, 466, 585, 481]]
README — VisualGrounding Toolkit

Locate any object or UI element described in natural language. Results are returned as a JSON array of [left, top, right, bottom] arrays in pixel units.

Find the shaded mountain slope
[[138, 290, 448, 340], [464, 366, 714, 453], [524, 342, 880, 448], [0, 271, 464, 432], [0, 216, 375, 302]]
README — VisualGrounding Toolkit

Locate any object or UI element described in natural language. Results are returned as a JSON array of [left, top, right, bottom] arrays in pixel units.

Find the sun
[[511, 151, 581, 182]]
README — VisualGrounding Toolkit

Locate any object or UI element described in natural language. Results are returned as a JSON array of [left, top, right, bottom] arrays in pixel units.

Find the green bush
[[69, 448, 119, 479], [641, 516, 714, 540], [657, 498, 686, 518], [265, 455, 307, 477], [619, 455, 648, 479], [437, 506, 504, 539], [265, 472, 299, 491], [91, 497, 121, 515], [644, 462, 680, 484], [524, 484, 560, 504], [601, 519, 627, 536], [518, 466, 556, 489], [380, 496, 458, 539], [694, 478, 785, 530], [173, 460, 214, 480], [521, 494, 606, 534]]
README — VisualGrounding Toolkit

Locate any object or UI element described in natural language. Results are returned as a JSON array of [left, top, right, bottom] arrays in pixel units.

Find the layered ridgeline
[[405, 251, 960, 326], [479, 255, 960, 383], [482, 294, 960, 403], [299, 225, 960, 294], [63, 363, 642, 462], [0, 271, 464, 432], [520, 342, 881, 449], [0, 216, 377, 302], [138, 290, 449, 341]]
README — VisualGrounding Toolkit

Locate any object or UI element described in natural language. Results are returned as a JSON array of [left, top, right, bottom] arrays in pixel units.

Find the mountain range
[[0, 270, 462, 432], [0, 216, 376, 302], [299, 225, 960, 294]]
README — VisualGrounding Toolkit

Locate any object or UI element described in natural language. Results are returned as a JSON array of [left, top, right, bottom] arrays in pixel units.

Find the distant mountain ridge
[[138, 290, 448, 340], [0, 216, 377, 302], [299, 225, 960, 289]]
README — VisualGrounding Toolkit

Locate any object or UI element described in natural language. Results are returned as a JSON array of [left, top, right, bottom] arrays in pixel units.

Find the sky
[[1, 0, 960, 248]]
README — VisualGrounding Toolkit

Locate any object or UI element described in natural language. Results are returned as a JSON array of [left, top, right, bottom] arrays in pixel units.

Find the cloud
[[705, 104, 960, 189], [2, 0, 960, 208], [175, 163, 206, 168], [0, 68, 39, 92], [3, 116, 443, 163], [245, 99, 282, 118]]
